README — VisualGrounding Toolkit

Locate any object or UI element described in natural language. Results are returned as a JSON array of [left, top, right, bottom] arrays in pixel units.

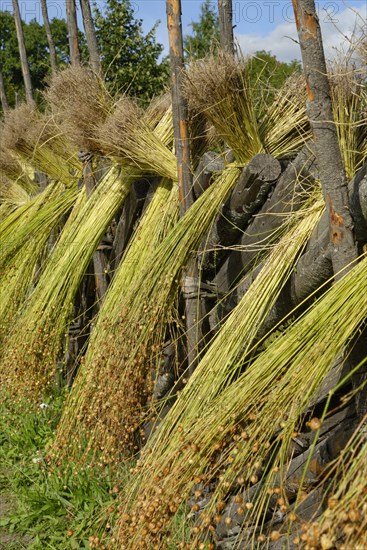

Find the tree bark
[[66, 0, 81, 66], [166, 0, 194, 215], [79, 0, 101, 74], [12, 0, 34, 104], [0, 70, 10, 114], [292, 0, 358, 279], [41, 0, 58, 74], [218, 0, 234, 55], [166, 0, 200, 374]]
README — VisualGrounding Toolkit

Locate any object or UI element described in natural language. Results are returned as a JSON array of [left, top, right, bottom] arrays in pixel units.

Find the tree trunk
[[0, 70, 10, 114], [66, 0, 81, 66], [166, 0, 200, 374], [12, 0, 34, 104], [166, 0, 193, 216], [292, 0, 358, 279], [79, 0, 101, 74], [218, 0, 234, 55], [40, 0, 58, 74]]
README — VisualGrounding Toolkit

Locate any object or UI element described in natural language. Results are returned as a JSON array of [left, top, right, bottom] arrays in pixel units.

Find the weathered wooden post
[[292, 0, 357, 278], [292, 0, 367, 420], [166, 0, 201, 374], [218, 0, 234, 54]]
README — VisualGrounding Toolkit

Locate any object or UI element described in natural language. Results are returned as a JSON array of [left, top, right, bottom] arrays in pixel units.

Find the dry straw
[[0, 176, 30, 210], [330, 64, 367, 179], [0, 164, 135, 398], [97, 96, 177, 180], [184, 52, 312, 164], [52, 55, 316, 467], [114, 249, 367, 547], [45, 66, 113, 153], [2, 104, 82, 185], [0, 139, 37, 194], [302, 418, 367, 548], [184, 51, 263, 163], [51, 97, 178, 464], [52, 165, 240, 465], [0, 182, 79, 352]]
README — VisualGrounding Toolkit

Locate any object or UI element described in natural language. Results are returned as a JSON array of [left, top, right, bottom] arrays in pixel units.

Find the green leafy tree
[[248, 50, 302, 109], [94, 0, 169, 102], [248, 50, 301, 90], [184, 0, 220, 60], [0, 11, 70, 107]]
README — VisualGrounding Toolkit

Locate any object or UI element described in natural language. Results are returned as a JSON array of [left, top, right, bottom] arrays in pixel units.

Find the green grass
[[0, 391, 127, 549]]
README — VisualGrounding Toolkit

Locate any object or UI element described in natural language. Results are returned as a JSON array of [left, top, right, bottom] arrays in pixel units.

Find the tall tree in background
[[0, 12, 70, 109], [12, 0, 34, 103], [66, 0, 80, 66], [94, 0, 169, 102], [79, 0, 101, 74], [218, 0, 233, 54], [184, 0, 220, 59], [40, 0, 57, 74]]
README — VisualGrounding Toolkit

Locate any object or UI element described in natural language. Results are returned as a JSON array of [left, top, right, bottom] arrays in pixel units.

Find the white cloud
[[235, 4, 367, 62]]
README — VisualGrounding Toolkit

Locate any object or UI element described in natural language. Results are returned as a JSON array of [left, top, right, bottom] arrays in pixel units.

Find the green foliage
[[0, 392, 124, 549], [249, 50, 302, 107], [0, 11, 70, 106], [184, 0, 220, 60], [94, 0, 169, 103], [249, 50, 301, 87]]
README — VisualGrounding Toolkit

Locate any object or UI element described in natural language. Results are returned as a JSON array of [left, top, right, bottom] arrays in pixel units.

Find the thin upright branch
[[12, 0, 34, 104], [66, 0, 81, 66], [41, 0, 58, 74], [79, 0, 101, 74]]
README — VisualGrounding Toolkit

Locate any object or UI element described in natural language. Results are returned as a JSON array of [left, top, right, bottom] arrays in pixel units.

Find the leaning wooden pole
[[292, 0, 358, 279], [218, 0, 234, 55], [79, 0, 101, 74], [166, 0, 194, 214], [12, 0, 34, 104], [66, 0, 81, 66], [41, 0, 58, 74], [166, 0, 200, 374]]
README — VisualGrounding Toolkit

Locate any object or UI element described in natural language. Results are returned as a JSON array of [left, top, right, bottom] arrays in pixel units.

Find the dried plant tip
[[45, 66, 112, 152]]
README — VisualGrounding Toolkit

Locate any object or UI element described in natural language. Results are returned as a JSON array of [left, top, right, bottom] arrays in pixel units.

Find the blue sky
[[1, 0, 366, 62]]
